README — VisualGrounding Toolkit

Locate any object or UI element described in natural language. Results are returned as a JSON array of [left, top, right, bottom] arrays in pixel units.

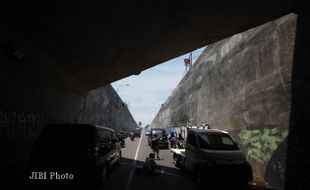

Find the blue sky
[[112, 47, 205, 127]]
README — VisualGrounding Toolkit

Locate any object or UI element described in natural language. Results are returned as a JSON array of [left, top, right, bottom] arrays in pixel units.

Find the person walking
[[151, 134, 160, 160]]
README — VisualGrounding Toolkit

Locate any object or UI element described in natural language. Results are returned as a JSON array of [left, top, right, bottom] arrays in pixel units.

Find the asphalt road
[[97, 131, 270, 190], [98, 132, 200, 190], [21, 130, 273, 190]]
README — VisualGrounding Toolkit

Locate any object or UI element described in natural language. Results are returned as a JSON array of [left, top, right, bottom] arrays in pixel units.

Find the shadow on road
[[101, 157, 262, 190], [2, 156, 273, 190]]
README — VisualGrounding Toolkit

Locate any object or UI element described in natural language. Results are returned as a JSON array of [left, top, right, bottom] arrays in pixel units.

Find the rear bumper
[[158, 142, 169, 149], [201, 162, 253, 182]]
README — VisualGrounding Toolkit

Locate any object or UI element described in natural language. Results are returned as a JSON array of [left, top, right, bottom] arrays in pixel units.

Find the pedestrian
[[178, 133, 184, 141], [143, 153, 161, 175], [151, 134, 160, 160]]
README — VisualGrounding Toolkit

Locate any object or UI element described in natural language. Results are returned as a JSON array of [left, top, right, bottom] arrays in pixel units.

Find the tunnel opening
[[1, 0, 309, 188], [1, 13, 298, 190], [108, 13, 297, 190]]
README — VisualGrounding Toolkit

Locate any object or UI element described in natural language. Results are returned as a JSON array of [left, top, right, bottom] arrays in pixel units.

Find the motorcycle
[[130, 132, 135, 141], [177, 140, 185, 149], [169, 136, 177, 148]]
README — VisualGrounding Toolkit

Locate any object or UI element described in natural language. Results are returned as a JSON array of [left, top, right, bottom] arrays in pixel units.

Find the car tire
[[237, 181, 249, 190], [116, 151, 121, 165], [173, 153, 177, 161], [195, 167, 202, 185], [175, 156, 181, 168], [97, 163, 108, 184]]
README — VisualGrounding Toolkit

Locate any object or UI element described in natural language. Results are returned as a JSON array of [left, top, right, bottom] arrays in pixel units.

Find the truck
[[171, 128, 253, 187]]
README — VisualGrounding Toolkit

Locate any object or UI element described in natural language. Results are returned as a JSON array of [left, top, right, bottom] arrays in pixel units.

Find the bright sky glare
[[112, 47, 205, 127]]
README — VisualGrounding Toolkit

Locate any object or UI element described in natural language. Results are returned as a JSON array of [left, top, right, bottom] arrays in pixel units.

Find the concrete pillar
[[285, 10, 310, 190]]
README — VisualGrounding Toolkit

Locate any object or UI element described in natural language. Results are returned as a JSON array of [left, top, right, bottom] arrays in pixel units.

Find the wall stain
[[0, 110, 44, 140]]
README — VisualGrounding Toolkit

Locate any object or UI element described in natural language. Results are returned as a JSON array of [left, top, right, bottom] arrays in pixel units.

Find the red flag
[[184, 58, 190, 64]]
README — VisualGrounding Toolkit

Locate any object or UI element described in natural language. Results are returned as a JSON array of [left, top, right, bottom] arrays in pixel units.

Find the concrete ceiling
[[2, 0, 294, 90]]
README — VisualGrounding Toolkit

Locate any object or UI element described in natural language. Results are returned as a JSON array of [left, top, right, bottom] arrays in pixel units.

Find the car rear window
[[97, 129, 112, 143], [197, 132, 239, 150], [152, 130, 163, 137], [33, 125, 95, 154]]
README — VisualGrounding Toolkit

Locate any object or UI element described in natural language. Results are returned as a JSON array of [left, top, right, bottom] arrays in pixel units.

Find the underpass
[[1, 1, 309, 189]]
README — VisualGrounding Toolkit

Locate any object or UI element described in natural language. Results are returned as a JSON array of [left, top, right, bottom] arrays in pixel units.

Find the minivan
[[26, 124, 121, 184], [184, 129, 253, 186]]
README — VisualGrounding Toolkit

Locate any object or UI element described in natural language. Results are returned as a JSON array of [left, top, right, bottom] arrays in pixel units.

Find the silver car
[[184, 129, 253, 186]]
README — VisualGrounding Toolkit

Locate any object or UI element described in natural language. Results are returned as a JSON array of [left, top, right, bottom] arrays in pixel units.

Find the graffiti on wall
[[0, 110, 44, 140], [238, 128, 288, 185], [239, 128, 287, 163]]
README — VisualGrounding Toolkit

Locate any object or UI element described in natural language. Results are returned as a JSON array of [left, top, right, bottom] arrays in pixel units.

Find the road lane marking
[[125, 132, 144, 190], [134, 134, 143, 161]]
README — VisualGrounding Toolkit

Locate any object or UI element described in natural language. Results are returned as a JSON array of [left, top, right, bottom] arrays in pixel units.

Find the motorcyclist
[[177, 133, 185, 149], [116, 131, 125, 147], [169, 132, 177, 148], [129, 131, 135, 141]]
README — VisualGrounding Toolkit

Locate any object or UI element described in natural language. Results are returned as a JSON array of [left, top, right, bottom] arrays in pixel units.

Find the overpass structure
[[0, 0, 309, 189]]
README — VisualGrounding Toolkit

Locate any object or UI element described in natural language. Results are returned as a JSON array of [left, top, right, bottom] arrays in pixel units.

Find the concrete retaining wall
[[150, 14, 296, 189], [83, 85, 138, 132]]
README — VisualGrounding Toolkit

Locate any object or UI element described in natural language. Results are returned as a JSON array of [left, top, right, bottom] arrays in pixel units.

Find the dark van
[[26, 124, 121, 184], [150, 128, 169, 149]]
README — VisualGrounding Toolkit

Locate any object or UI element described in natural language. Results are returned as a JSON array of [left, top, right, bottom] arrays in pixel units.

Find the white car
[[172, 128, 253, 187]]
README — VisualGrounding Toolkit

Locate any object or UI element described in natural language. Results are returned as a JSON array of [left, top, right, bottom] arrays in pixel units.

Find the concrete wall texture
[[150, 14, 296, 189], [0, 26, 86, 178], [83, 85, 138, 132], [0, 23, 137, 179]]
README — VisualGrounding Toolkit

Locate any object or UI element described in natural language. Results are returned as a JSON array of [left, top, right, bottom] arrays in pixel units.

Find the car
[[150, 128, 169, 149], [145, 130, 151, 136], [116, 131, 126, 147], [145, 131, 152, 145], [171, 128, 253, 186], [26, 124, 121, 184], [134, 128, 141, 138]]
